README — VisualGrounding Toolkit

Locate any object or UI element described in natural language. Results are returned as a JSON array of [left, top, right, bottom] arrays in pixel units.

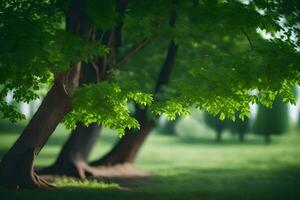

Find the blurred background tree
[[204, 112, 250, 143], [204, 112, 228, 143], [227, 113, 250, 143], [157, 117, 180, 135], [253, 97, 289, 143]]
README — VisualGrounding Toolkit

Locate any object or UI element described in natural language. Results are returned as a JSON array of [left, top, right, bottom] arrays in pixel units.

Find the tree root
[[0, 148, 56, 190], [37, 162, 151, 180], [28, 173, 55, 189], [37, 161, 96, 179], [0, 171, 55, 190]]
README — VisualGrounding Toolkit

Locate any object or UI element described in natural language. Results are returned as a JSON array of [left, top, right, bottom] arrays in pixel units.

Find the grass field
[[0, 121, 300, 200]]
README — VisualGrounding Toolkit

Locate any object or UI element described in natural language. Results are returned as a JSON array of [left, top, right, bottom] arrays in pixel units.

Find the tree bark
[[37, 58, 103, 179], [90, 108, 154, 166], [0, 64, 81, 189], [37, 123, 101, 179], [0, 0, 92, 189]]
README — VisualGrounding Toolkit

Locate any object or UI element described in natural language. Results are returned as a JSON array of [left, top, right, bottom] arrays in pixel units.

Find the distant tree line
[[204, 97, 289, 143]]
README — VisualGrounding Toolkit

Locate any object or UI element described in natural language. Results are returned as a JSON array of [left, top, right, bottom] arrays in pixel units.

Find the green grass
[[0, 121, 300, 200]]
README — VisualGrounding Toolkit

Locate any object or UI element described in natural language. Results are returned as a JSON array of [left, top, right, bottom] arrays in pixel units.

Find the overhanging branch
[[113, 38, 149, 69], [241, 28, 254, 50]]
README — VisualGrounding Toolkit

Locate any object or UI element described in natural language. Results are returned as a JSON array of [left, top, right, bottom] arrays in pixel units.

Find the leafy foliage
[[253, 96, 289, 136], [1, 0, 300, 134], [0, 0, 108, 121], [64, 81, 152, 135]]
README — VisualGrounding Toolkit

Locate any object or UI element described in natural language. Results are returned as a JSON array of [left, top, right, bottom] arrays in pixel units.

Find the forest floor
[[0, 122, 300, 200]]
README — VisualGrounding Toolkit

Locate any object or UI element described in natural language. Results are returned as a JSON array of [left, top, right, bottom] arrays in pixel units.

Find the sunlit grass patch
[[54, 177, 120, 190]]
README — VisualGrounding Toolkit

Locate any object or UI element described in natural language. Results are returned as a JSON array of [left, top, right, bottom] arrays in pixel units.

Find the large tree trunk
[[36, 65, 103, 179], [37, 57, 103, 180], [90, 108, 154, 166], [0, 0, 93, 189], [0, 64, 81, 189], [37, 123, 101, 179]]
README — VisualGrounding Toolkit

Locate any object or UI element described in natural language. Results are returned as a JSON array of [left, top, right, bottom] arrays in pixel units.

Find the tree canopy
[[1, 0, 299, 135]]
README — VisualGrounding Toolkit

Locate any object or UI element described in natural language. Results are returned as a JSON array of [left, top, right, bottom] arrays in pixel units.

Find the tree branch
[[91, 60, 101, 82], [112, 38, 149, 69], [241, 28, 254, 50]]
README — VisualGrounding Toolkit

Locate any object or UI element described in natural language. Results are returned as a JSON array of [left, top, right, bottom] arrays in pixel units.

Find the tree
[[204, 112, 228, 143], [204, 112, 249, 143], [37, 0, 128, 179], [39, 2, 179, 176], [0, 0, 142, 188], [253, 97, 289, 143], [228, 116, 250, 143], [0, 0, 94, 188], [0, 0, 299, 189], [90, 7, 179, 167], [157, 117, 180, 135]]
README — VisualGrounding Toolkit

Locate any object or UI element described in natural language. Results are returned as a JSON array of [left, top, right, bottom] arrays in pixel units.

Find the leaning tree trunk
[[37, 59, 103, 179], [37, 123, 101, 179], [90, 108, 154, 166], [0, 64, 81, 189], [91, 10, 179, 167], [0, 0, 93, 189]]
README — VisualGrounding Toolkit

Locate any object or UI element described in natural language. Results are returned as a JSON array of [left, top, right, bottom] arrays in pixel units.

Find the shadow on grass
[[122, 167, 300, 200], [1, 166, 299, 200], [0, 187, 132, 200]]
